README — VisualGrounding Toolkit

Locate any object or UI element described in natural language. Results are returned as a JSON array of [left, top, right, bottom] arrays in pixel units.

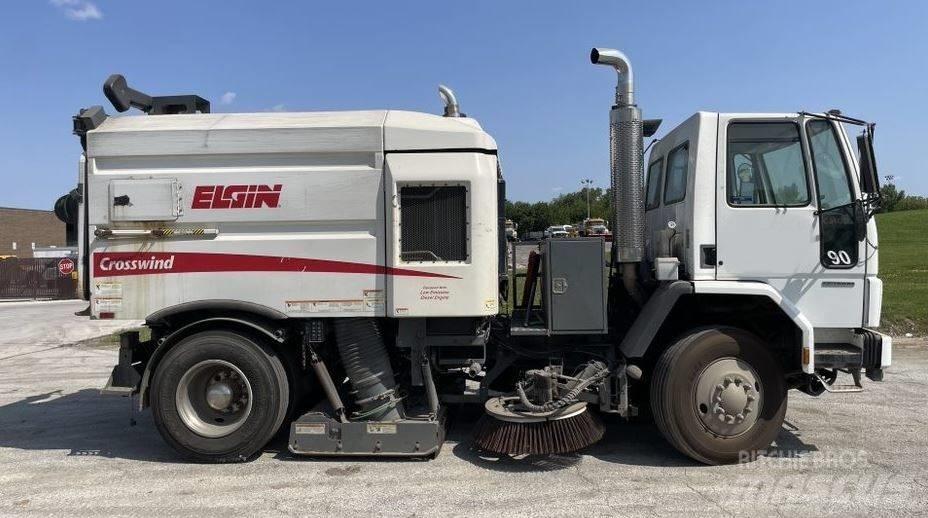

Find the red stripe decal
[[92, 252, 459, 279]]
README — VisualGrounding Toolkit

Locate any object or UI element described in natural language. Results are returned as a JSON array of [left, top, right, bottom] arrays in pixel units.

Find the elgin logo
[[191, 184, 282, 209]]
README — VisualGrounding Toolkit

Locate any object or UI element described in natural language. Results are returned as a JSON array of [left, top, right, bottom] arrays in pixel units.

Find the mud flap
[[100, 331, 143, 396]]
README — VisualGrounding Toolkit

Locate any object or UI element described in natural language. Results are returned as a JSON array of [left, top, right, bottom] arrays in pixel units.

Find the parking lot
[[0, 301, 926, 517]]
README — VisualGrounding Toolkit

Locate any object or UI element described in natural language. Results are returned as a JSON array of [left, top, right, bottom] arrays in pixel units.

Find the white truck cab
[[644, 111, 888, 375]]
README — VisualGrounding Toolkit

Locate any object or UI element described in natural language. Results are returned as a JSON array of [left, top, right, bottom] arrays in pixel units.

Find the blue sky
[[2, 1, 926, 209]]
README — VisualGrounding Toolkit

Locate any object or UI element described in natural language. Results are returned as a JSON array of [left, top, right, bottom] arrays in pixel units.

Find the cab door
[[804, 117, 867, 326], [715, 116, 864, 327]]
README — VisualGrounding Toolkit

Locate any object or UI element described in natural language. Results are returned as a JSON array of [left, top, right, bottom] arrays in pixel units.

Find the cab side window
[[645, 158, 663, 211], [663, 143, 689, 205], [807, 119, 858, 268], [807, 120, 853, 210], [727, 122, 810, 206]]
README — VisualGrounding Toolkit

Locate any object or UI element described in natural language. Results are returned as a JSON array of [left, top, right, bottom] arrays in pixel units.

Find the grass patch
[[876, 209, 928, 335]]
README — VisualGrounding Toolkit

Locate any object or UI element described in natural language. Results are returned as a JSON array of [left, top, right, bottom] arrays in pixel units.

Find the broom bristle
[[473, 408, 605, 455]]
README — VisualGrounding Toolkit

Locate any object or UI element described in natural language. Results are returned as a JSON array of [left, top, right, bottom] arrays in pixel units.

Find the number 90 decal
[[826, 250, 853, 265]]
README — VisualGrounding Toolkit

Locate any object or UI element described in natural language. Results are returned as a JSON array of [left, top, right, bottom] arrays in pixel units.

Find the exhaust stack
[[591, 47, 645, 267], [590, 48, 634, 106], [438, 85, 461, 117]]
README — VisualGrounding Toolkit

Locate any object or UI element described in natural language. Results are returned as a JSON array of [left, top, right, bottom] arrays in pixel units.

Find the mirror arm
[[854, 199, 869, 241]]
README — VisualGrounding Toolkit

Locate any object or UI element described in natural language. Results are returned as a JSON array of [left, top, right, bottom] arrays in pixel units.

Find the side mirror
[[857, 126, 880, 195]]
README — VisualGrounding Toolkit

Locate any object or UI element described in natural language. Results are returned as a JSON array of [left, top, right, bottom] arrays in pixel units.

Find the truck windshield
[[807, 120, 854, 210]]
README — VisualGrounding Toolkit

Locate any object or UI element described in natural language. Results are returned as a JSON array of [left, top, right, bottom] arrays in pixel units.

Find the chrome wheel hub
[[176, 360, 253, 438], [206, 381, 234, 411], [694, 358, 761, 437]]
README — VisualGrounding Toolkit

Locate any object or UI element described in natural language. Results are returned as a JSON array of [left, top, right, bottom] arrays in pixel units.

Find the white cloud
[[551, 186, 564, 193], [270, 104, 287, 112], [220, 92, 237, 105], [51, 0, 103, 21]]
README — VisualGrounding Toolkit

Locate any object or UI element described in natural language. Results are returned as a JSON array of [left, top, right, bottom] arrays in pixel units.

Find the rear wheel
[[650, 327, 787, 465], [151, 330, 289, 463]]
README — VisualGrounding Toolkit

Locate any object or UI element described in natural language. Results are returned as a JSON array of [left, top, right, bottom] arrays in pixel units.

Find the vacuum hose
[[333, 318, 405, 421], [54, 189, 80, 225]]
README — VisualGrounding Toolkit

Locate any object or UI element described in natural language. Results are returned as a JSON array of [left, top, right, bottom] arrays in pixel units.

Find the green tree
[[506, 187, 614, 234], [880, 183, 906, 212], [897, 194, 928, 211]]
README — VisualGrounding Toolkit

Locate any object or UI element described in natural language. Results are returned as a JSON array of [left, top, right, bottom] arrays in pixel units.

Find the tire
[[151, 330, 289, 463], [650, 326, 787, 465]]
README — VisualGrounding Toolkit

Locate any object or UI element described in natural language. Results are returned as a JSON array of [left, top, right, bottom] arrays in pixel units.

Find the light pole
[[581, 178, 594, 220]]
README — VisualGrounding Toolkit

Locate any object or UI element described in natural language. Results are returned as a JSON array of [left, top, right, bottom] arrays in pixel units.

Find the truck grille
[[400, 186, 467, 262]]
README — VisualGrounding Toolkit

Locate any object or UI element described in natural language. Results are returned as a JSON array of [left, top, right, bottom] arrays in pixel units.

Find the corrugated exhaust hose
[[333, 318, 405, 421]]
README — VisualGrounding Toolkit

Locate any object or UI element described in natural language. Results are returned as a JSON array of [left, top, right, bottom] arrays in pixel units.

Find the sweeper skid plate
[[288, 408, 446, 458]]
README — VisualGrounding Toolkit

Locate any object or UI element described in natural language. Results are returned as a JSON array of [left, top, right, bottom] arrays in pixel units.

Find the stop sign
[[58, 257, 75, 277]]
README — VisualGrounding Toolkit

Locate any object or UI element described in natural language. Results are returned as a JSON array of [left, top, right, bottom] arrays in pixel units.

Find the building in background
[[0, 207, 66, 258]]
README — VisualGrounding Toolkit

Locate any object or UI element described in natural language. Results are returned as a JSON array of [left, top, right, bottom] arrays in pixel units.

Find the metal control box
[[543, 238, 608, 334]]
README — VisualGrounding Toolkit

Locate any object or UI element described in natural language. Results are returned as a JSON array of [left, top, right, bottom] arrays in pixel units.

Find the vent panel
[[400, 186, 467, 262]]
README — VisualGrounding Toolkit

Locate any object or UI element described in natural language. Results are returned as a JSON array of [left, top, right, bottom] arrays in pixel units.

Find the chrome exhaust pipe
[[590, 48, 634, 106], [438, 84, 461, 117], [591, 47, 645, 267]]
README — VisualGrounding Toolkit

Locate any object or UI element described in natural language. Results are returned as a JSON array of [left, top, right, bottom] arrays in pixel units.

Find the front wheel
[[650, 327, 787, 465], [151, 330, 289, 463]]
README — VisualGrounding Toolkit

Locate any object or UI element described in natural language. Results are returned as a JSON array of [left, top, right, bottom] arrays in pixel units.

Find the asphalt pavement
[[0, 300, 926, 517]]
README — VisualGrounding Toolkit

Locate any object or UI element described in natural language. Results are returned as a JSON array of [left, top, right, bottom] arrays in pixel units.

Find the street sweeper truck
[[59, 47, 891, 464]]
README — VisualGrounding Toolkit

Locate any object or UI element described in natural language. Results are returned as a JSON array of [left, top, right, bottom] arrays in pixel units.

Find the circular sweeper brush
[[473, 396, 605, 456]]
